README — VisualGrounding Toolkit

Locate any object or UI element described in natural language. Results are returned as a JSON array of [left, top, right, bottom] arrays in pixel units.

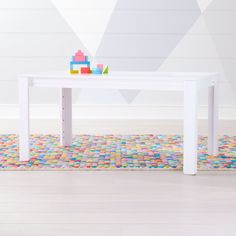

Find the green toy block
[[102, 65, 109, 74]]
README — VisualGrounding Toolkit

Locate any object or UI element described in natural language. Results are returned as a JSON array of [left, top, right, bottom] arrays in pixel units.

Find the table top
[[19, 71, 217, 80], [18, 71, 217, 90]]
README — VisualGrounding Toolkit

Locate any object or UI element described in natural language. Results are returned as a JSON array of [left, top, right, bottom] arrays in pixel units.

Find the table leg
[[183, 81, 198, 175], [208, 84, 219, 156], [60, 88, 72, 146], [19, 77, 30, 161]]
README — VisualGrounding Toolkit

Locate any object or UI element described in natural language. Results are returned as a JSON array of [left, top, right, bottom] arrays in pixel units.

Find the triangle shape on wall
[[119, 90, 141, 104], [196, 0, 213, 13], [50, 0, 118, 57], [157, 16, 225, 79], [77, 89, 127, 104]]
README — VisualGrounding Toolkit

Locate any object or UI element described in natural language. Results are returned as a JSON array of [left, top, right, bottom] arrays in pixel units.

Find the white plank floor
[[0, 171, 236, 236]]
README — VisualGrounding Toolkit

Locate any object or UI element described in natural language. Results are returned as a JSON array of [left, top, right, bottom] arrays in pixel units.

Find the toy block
[[74, 55, 86, 62], [70, 63, 77, 71], [75, 50, 84, 56], [97, 64, 103, 70], [92, 68, 102, 74], [102, 65, 109, 74], [70, 69, 79, 74], [71, 61, 90, 66], [92, 71, 102, 75], [70, 50, 108, 77], [80, 67, 91, 74]]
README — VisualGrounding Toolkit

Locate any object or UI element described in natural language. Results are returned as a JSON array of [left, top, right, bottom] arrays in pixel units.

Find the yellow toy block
[[70, 70, 79, 74]]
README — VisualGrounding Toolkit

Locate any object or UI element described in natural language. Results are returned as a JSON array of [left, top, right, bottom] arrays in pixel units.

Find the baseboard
[[1, 104, 236, 119], [1, 104, 236, 134], [1, 119, 236, 135]]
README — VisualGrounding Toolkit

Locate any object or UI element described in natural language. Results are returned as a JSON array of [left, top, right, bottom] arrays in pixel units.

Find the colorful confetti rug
[[0, 134, 236, 171]]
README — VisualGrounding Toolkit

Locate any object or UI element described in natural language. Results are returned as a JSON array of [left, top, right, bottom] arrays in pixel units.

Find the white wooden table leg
[[208, 83, 219, 156], [60, 88, 72, 146], [183, 81, 198, 175], [18, 77, 30, 161]]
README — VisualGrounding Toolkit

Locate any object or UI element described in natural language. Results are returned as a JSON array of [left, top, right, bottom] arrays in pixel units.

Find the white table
[[18, 71, 219, 175]]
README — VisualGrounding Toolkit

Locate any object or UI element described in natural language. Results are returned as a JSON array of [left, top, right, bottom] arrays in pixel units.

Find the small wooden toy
[[70, 50, 108, 75], [102, 65, 109, 74], [97, 64, 104, 71], [70, 70, 79, 74], [74, 55, 86, 62], [81, 67, 91, 74], [92, 68, 102, 74]]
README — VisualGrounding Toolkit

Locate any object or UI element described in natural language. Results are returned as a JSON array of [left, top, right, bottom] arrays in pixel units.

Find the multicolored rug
[[0, 134, 236, 170]]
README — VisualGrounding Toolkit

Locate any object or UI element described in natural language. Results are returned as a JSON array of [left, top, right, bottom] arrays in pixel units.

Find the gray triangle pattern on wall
[[96, 0, 201, 71], [1, 0, 236, 108], [119, 90, 141, 104], [34, 0, 235, 106], [51, 0, 203, 104], [94, 0, 201, 104]]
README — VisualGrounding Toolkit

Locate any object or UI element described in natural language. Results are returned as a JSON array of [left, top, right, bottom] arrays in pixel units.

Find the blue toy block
[[70, 61, 90, 66], [92, 71, 102, 75], [92, 68, 102, 74], [70, 62, 75, 70]]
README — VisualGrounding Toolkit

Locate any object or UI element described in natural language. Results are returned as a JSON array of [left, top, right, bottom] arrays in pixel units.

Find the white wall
[[0, 0, 236, 120]]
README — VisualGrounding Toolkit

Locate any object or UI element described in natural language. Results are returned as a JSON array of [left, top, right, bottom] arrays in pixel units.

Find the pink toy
[[75, 50, 84, 56], [74, 50, 86, 62], [74, 55, 86, 62], [97, 64, 104, 70]]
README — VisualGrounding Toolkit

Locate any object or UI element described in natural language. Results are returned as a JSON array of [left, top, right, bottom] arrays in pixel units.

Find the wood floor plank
[[0, 171, 235, 235]]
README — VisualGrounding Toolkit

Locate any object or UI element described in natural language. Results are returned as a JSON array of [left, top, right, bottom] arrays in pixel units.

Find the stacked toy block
[[70, 50, 109, 75], [70, 50, 91, 74]]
